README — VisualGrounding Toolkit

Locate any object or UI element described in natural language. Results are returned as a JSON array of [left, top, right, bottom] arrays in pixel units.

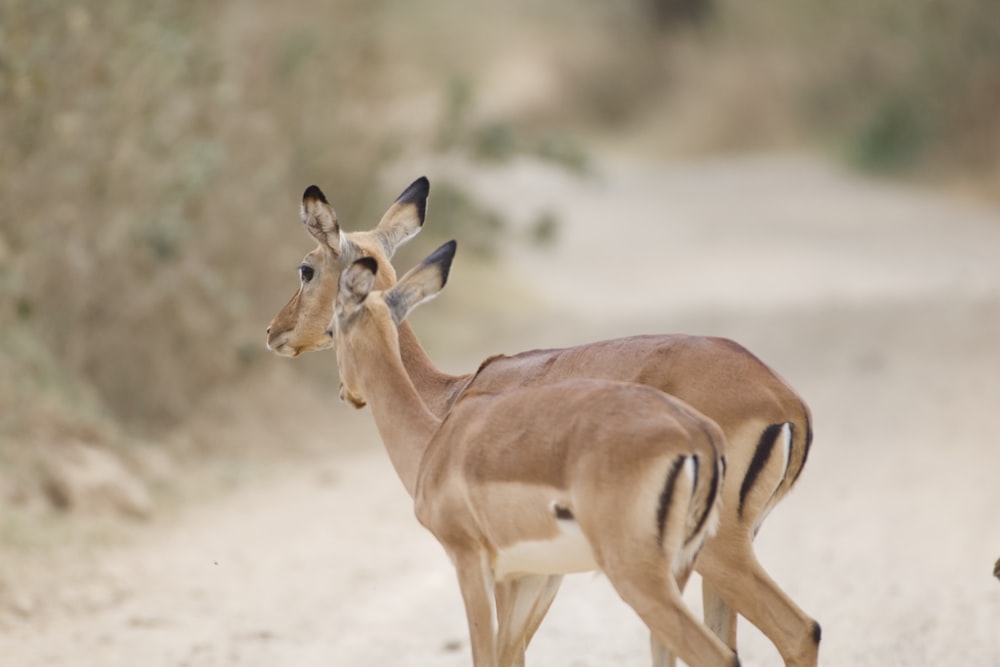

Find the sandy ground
[[3, 154, 1000, 666]]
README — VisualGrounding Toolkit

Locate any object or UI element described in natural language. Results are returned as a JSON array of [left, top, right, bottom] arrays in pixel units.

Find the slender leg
[[517, 575, 561, 660], [495, 574, 561, 667], [454, 550, 499, 667], [494, 581, 519, 666], [698, 422, 819, 666], [610, 568, 738, 667], [702, 579, 738, 649], [696, 537, 819, 667], [650, 636, 671, 667], [650, 559, 695, 667], [591, 501, 736, 665]]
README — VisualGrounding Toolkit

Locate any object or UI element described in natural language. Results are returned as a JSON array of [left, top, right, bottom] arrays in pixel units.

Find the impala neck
[[397, 320, 473, 417], [357, 328, 441, 499]]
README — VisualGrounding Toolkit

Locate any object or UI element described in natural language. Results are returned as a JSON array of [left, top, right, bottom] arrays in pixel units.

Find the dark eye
[[299, 265, 315, 283]]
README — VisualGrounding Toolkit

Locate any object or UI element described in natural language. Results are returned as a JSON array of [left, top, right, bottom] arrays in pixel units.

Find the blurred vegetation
[[0, 0, 996, 515], [436, 76, 590, 173], [644, 0, 1000, 183], [0, 0, 391, 433]]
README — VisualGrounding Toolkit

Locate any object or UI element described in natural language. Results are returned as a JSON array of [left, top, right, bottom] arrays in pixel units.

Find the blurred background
[[2, 0, 999, 663]]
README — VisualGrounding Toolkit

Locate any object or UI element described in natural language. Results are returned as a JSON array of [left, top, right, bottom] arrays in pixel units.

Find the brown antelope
[[266, 178, 820, 666], [332, 241, 738, 667]]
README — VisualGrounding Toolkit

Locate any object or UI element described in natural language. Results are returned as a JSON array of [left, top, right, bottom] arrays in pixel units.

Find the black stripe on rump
[[686, 453, 719, 546], [656, 455, 687, 547], [738, 423, 785, 517]]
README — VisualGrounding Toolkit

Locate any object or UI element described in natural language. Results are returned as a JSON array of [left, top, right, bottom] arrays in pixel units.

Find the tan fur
[[266, 178, 819, 666], [334, 247, 736, 667]]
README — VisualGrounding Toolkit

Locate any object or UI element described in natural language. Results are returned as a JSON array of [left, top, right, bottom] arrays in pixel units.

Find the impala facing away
[[333, 241, 738, 667], [266, 178, 821, 666]]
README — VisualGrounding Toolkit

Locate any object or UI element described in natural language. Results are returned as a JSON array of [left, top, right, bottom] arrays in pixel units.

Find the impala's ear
[[339, 256, 378, 306], [374, 176, 429, 257], [301, 185, 341, 251], [385, 240, 456, 326]]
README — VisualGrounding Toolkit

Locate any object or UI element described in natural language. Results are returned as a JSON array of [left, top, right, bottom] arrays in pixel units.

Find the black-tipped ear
[[384, 240, 457, 326], [394, 176, 430, 227], [422, 239, 457, 287], [301, 184, 340, 249], [374, 177, 429, 257], [303, 185, 328, 204]]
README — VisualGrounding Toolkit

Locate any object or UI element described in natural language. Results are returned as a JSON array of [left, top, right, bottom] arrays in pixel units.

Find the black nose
[[325, 329, 334, 337], [266, 326, 271, 335]]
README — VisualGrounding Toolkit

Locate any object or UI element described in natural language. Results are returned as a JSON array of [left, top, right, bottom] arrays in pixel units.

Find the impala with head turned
[[333, 241, 738, 667], [266, 179, 427, 358], [267, 178, 821, 667]]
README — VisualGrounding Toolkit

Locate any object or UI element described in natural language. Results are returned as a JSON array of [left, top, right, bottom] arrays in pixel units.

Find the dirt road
[[3, 154, 999, 666]]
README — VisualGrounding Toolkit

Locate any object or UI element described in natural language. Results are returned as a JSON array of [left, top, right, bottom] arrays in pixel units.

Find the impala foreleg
[[453, 550, 500, 667], [495, 574, 562, 667]]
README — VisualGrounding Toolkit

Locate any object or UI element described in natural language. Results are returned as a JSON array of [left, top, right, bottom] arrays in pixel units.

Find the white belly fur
[[494, 519, 599, 580]]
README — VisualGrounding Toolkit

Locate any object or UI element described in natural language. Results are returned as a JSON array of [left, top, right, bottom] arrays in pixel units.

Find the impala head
[[265, 177, 430, 357], [333, 240, 457, 409]]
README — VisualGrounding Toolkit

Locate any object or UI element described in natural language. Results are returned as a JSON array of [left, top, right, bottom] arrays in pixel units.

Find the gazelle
[[333, 240, 738, 667], [266, 178, 821, 666]]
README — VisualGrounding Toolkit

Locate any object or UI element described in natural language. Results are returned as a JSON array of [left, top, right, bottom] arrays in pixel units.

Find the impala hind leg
[[608, 565, 739, 667], [587, 468, 737, 666], [495, 574, 562, 667], [650, 562, 695, 667], [697, 422, 820, 666], [696, 537, 819, 667]]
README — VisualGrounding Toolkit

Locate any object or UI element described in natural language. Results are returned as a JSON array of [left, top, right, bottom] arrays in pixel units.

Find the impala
[[333, 241, 738, 666], [266, 178, 820, 666]]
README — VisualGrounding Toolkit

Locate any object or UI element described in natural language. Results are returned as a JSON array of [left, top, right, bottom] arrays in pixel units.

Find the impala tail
[[738, 419, 811, 535], [783, 402, 814, 493], [657, 449, 723, 577], [687, 448, 723, 548]]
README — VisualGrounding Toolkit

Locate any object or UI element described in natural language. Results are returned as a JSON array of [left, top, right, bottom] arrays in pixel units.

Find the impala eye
[[299, 265, 315, 283]]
